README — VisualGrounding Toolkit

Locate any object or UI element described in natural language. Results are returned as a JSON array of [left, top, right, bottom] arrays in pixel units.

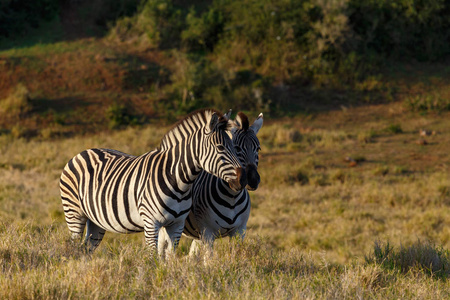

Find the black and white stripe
[[161, 112, 263, 255], [60, 109, 245, 254]]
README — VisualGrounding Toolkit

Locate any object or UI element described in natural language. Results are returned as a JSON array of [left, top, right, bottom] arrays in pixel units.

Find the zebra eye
[[217, 145, 226, 152], [234, 146, 242, 152]]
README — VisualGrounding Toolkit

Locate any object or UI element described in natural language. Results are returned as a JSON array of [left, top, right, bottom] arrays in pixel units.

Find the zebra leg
[[63, 208, 87, 244], [203, 238, 214, 262], [194, 230, 215, 263], [144, 221, 161, 253], [84, 219, 106, 252], [189, 237, 214, 257], [162, 222, 185, 258], [235, 226, 247, 242], [157, 227, 170, 259], [189, 239, 202, 256], [229, 226, 247, 249]]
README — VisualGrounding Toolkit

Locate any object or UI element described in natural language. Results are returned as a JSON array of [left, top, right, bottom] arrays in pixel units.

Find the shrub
[[108, 0, 450, 112], [106, 102, 139, 129], [181, 6, 225, 52], [348, 0, 450, 61], [163, 51, 208, 114], [110, 0, 185, 49], [206, 0, 354, 85]]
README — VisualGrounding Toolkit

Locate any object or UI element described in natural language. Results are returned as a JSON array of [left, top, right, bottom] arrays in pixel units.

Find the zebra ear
[[223, 109, 232, 120], [234, 112, 249, 131], [230, 111, 245, 135], [209, 112, 219, 131], [250, 113, 263, 135]]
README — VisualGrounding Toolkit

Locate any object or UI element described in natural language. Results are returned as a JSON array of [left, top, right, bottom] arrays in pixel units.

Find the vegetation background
[[1, 0, 450, 298]]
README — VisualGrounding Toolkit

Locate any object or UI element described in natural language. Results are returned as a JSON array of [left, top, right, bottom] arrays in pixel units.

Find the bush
[[348, 0, 450, 61], [106, 102, 139, 129], [110, 0, 185, 48], [182, 6, 225, 52], [162, 51, 208, 114], [163, 52, 272, 114], [108, 0, 450, 112], [110, 0, 362, 113]]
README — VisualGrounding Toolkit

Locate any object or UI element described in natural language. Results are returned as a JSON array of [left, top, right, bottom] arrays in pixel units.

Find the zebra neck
[[153, 144, 202, 196], [218, 177, 245, 198], [159, 127, 202, 171]]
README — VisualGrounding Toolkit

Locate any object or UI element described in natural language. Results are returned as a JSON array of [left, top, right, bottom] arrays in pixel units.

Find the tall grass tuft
[[405, 94, 450, 112], [366, 240, 450, 279]]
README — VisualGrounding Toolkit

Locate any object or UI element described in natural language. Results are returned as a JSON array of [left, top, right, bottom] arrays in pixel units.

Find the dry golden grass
[[0, 83, 31, 117], [1, 224, 449, 299], [1, 102, 450, 297]]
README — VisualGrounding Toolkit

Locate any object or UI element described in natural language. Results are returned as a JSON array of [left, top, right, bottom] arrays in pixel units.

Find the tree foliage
[[2, 0, 450, 114]]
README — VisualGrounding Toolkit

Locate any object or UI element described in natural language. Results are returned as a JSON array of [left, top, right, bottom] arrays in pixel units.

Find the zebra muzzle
[[228, 167, 247, 191], [246, 164, 260, 191]]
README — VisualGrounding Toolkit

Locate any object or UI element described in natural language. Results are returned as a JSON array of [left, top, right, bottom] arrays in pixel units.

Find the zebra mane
[[159, 108, 230, 149]]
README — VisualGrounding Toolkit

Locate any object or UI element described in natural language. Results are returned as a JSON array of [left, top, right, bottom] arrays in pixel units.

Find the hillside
[[1, 0, 449, 138]]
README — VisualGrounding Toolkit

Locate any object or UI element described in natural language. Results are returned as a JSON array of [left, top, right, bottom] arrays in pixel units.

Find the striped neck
[[159, 109, 224, 151]]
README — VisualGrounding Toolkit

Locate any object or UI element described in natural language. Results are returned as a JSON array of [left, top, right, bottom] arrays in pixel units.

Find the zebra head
[[200, 110, 247, 192], [231, 112, 263, 191]]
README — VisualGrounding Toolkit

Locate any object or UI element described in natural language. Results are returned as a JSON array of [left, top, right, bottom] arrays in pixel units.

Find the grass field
[[1, 99, 450, 298]]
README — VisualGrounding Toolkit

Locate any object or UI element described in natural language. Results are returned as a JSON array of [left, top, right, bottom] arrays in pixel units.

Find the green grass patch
[[405, 94, 450, 112], [385, 124, 403, 134], [366, 240, 450, 280]]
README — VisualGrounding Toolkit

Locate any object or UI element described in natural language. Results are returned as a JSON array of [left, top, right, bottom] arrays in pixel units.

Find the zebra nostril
[[246, 164, 260, 190]]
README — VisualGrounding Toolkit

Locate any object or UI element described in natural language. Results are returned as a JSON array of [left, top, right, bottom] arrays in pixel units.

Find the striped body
[[60, 109, 245, 253], [183, 171, 251, 241], [160, 112, 263, 255]]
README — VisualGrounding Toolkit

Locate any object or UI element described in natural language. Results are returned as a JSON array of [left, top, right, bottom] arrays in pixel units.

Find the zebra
[[59, 109, 247, 255], [159, 112, 263, 256]]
